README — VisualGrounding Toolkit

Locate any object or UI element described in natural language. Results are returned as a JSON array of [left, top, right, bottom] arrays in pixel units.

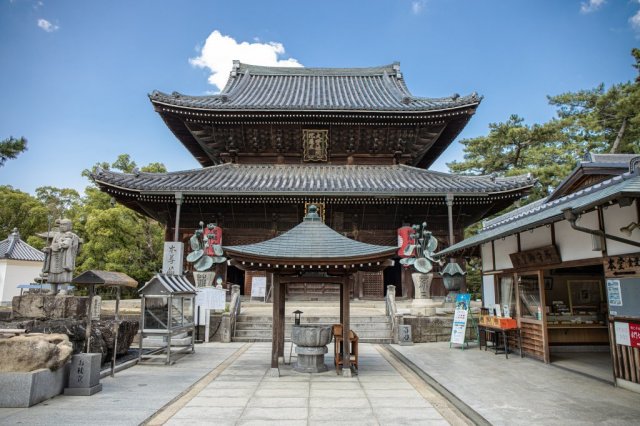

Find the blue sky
[[1, 0, 638, 194]]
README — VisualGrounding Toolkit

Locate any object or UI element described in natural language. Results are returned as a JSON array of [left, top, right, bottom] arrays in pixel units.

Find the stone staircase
[[233, 314, 393, 343]]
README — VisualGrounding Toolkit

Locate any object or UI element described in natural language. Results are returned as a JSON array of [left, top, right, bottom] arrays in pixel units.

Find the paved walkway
[[155, 342, 464, 425], [391, 342, 640, 426], [2, 341, 640, 425]]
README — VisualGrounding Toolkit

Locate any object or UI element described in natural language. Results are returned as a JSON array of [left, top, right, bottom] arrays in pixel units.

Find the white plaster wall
[[493, 235, 518, 270], [555, 210, 600, 262], [603, 201, 639, 256], [481, 243, 494, 272], [0, 261, 7, 305], [519, 226, 552, 251], [0, 260, 43, 305], [482, 274, 496, 307]]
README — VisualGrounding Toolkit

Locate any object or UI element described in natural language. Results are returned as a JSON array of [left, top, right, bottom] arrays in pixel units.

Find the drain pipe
[[561, 208, 640, 248]]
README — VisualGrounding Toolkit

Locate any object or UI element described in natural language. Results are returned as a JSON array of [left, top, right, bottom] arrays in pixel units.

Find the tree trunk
[[610, 117, 628, 154]]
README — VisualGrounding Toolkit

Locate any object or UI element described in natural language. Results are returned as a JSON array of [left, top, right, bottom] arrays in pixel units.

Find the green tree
[[548, 49, 640, 154], [35, 186, 81, 221], [0, 185, 48, 238], [74, 155, 167, 292], [0, 136, 27, 166], [448, 115, 575, 202]]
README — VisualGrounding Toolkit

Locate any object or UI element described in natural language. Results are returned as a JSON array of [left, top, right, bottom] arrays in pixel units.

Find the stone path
[[158, 342, 465, 425]]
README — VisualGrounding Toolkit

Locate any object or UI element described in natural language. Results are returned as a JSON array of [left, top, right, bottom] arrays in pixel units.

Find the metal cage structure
[[138, 274, 196, 365]]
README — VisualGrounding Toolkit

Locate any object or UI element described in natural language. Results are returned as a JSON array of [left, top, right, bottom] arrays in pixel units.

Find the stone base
[[65, 353, 101, 395], [294, 345, 328, 373], [410, 298, 441, 316], [342, 367, 353, 377], [64, 383, 102, 396], [268, 367, 280, 377], [0, 364, 69, 408]]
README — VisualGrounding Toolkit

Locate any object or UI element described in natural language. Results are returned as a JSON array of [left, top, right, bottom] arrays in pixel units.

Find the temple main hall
[[94, 61, 533, 299]]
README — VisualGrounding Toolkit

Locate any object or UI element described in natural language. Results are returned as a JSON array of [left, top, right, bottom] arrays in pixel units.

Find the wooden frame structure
[[225, 205, 395, 376]]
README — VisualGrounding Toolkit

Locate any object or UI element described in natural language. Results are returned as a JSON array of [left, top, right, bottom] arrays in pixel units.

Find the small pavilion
[[224, 205, 396, 376]]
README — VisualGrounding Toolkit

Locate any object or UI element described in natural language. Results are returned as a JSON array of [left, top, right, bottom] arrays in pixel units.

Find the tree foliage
[[0, 155, 166, 295], [0, 136, 27, 166], [449, 49, 640, 204], [0, 185, 48, 239]]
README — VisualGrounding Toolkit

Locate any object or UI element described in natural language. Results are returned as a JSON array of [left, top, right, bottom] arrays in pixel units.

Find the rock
[[0, 333, 73, 372], [5, 318, 140, 365], [12, 295, 89, 320]]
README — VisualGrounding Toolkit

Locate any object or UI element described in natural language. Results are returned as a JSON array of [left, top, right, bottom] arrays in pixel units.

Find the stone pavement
[[155, 342, 466, 425], [0, 343, 246, 425], [3, 340, 640, 425], [391, 342, 640, 426]]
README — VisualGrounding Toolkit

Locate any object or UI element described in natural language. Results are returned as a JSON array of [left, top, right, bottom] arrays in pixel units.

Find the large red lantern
[[397, 226, 415, 257]]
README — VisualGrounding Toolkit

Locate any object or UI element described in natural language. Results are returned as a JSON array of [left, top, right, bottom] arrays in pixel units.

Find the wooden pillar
[[341, 275, 351, 376], [339, 284, 344, 325], [271, 275, 280, 369], [278, 281, 286, 359]]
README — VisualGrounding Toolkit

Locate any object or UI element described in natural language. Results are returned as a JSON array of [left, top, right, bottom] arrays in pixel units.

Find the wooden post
[[341, 275, 351, 376], [85, 284, 94, 353], [278, 281, 286, 359], [271, 275, 280, 370], [111, 286, 121, 377], [339, 284, 344, 325]]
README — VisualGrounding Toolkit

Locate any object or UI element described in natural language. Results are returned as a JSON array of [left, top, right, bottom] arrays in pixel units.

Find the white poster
[[450, 308, 469, 345], [162, 242, 184, 275], [195, 287, 226, 325], [607, 279, 623, 307], [251, 276, 267, 299], [615, 321, 631, 346]]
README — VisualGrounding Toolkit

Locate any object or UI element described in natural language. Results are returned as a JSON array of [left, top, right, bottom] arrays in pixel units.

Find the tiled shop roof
[[149, 62, 481, 112], [0, 229, 44, 262], [225, 206, 396, 260], [93, 164, 534, 196], [438, 165, 640, 257]]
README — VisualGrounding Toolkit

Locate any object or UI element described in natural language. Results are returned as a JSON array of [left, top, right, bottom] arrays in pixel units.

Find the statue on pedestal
[[42, 219, 81, 291]]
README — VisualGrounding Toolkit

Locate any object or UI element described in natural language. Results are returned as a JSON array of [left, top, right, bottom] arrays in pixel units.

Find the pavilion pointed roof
[[224, 205, 396, 267]]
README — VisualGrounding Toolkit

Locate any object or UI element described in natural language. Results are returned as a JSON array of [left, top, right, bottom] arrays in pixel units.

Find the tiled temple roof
[[0, 229, 45, 262], [225, 206, 396, 260], [93, 164, 534, 196], [150, 62, 481, 112], [438, 160, 640, 257]]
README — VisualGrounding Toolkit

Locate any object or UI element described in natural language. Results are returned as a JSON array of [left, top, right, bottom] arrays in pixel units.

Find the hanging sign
[[450, 294, 471, 345], [162, 242, 184, 275]]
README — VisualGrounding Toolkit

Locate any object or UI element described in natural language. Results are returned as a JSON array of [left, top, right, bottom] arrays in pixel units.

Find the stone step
[[236, 315, 390, 323], [235, 322, 392, 331], [233, 329, 392, 341], [232, 336, 393, 344]]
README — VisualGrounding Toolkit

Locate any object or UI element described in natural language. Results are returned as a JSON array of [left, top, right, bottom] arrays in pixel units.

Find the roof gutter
[[561, 207, 640, 248]]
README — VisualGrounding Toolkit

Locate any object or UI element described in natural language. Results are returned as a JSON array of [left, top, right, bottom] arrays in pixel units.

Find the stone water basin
[[291, 325, 332, 373]]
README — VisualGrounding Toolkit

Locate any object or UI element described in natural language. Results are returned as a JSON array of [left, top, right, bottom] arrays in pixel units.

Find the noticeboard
[[607, 278, 640, 319], [251, 276, 267, 300]]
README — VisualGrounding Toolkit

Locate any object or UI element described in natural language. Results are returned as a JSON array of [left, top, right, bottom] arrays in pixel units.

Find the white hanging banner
[[251, 276, 267, 300]]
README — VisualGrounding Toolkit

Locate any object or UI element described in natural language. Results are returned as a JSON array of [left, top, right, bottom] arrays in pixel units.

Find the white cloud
[[189, 30, 302, 91], [580, 0, 606, 14], [411, 0, 426, 15], [37, 18, 58, 32], [630, 9, 640, 31]]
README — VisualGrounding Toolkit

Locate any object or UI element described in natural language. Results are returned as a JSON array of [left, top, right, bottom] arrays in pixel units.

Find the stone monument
[[42, 219, 81, 294]]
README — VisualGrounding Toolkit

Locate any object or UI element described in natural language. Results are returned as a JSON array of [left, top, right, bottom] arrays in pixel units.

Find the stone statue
[[42, 219, 81, 287]]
